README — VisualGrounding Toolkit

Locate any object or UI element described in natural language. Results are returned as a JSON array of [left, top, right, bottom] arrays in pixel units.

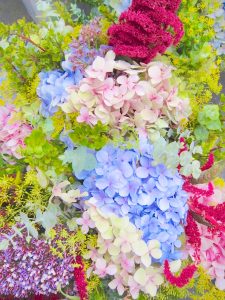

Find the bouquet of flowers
[[0, 0, 225, 299]]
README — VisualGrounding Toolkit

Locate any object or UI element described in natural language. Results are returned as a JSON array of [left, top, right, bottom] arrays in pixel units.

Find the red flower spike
[[178, 137, 188, 155], [201, 153, 214, 172], [74, 256, 88, 300], [189, 197, 225, 232], [164, 260, 197, 287], [183, 180, 214, 197], [34, 295, 44, 300], [185, 212, 201, 261], [108, 0, 184, 63], [50, 295, 59, 300]]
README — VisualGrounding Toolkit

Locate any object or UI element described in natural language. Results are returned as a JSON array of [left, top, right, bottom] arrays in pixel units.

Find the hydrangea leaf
[[194, 126, 209, 141], [60, 147, 97, 176]]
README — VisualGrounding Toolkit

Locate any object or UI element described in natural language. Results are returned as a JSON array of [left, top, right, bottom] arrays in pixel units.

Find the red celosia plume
[[201, 152, 214, 172], [183, 181, 214, 197], [185, 212, 201, 260], [108, 0, 184, 63], [74, 255, 88, 300], [164, 259, 197, 287], [189, 196, 225, 232]]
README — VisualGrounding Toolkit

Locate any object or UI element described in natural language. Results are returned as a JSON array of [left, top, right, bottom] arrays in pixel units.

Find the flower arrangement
[[0, 0, 225, 299]]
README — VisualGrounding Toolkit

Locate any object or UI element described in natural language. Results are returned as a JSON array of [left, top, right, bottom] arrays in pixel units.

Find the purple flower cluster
[[0, 227, 74, 298], [79, 142, 188, 260], [37, 69, 82, 117], [63, 18, 110, 74]]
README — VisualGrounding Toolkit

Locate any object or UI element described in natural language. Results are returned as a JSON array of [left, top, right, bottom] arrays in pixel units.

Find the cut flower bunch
[[0, 0, 225, 299]]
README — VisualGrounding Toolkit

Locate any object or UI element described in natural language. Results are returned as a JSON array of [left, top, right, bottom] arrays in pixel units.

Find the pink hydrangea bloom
[[187, 222, 225, 290], [62, 51, 190, 132], [186, 182, 225, 290], [94, 258, 117, 278], [0, 105, 32, 159]]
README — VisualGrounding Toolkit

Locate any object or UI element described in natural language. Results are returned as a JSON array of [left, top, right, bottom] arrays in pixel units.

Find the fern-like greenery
[[0, 171, 50, 226]]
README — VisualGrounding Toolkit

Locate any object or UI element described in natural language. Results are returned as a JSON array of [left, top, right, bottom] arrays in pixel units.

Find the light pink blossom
[[94, 258, 117, 278], [0, 105, 32, 159], [108, 271, 128, 296], [77, 107, 97, 125], [76, 211, 95, 234], [62, 51, 190, 132]]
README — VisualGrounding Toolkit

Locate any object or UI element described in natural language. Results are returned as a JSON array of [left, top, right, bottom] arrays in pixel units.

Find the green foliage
[[0, 171, 50, 226], [0, 15, 74, 108], [22, 129, 65, 173], [53, 1, 75, 25], [194, 95, 225, 161], [194, 125, 209, 142], [51, 112, 109, 150], [89, 279, 123, 300], [69, 119, 109, 150], [60, 147, 97, 176], [77, 0, 104, 7], [152, 137, 202, 179], [153, 267, 225, 300], [166, 0, 222, 118], [198, 105, 221, 131], [0, 154, 26, 176]]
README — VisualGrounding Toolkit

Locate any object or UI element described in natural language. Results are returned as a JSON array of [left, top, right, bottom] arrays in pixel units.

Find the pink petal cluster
[[61, 51, 190, 132], [85, 206, 163, 299], [187, 223, 225, 290], [185, 180, 225, 290], [0, 105, 32, 159], [76, 211, 95, 234]]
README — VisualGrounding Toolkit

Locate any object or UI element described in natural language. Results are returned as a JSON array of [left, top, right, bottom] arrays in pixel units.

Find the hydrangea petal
[[132, 240, 148, 256]]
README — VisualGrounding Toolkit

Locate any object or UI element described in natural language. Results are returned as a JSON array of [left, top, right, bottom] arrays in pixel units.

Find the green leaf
[[42, 203, 59, 232], [41, 118, 55, 134], [220, 94, 225, 103], [198, 105, 221, 131], [194, 126, 209, 141], [20, 212, 38, 239], [67, 218, 78, 231], [60, 147, 97, 176]]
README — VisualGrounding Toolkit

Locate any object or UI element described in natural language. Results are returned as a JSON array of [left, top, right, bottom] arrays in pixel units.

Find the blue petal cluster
[[64, 43, 111, 74], [79, 142, 188, 260], [37, 69, 82, 117], [210, 2, 225, 55]]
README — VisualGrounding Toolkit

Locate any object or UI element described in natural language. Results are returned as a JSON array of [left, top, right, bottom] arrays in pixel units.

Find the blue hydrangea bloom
[[59, 131, 74, 150], [37, 69, 82, 117], [64, 44, 111, 75], [79, 142, 188, 260], [210, 2, 225, 55]]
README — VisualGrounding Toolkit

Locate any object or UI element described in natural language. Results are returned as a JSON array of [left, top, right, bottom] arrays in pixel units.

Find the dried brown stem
[[19, 34, 46, 52]]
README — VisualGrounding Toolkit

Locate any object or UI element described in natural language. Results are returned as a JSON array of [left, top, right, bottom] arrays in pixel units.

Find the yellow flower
[[214, 177, 225, 188]]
